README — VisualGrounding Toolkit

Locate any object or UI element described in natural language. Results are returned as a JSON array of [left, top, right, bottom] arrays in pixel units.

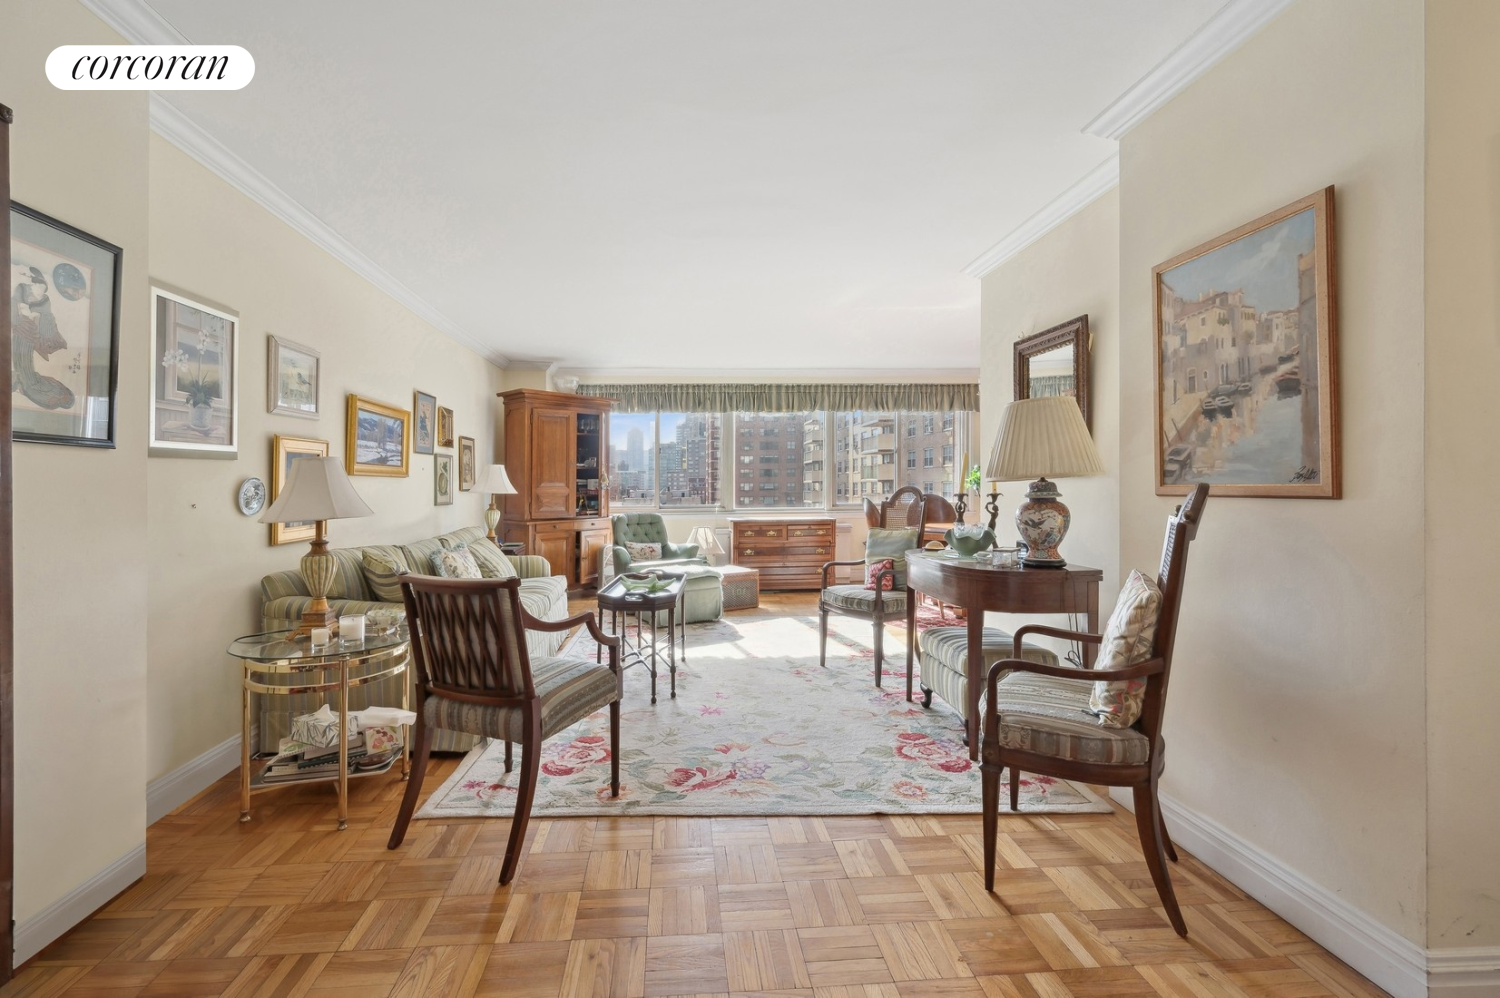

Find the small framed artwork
[[150, 286, 238, 457], [345, 394, 410, 477], [413, 390, 437, 455], [267, 335, 320, 418], [270, 435, 328, 545], [437, 406, 454, 448], [10, 203, 121, 448], [1153, 186, 1339, 498], [458, 436, 475, 491], [434, 453, 454, 506]]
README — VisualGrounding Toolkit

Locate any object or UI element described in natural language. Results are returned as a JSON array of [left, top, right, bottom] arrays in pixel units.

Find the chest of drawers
[[728, 517, 836, 591]]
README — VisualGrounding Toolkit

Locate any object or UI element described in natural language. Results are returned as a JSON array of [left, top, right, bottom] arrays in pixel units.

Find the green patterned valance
[[578, 382, 979, 414]]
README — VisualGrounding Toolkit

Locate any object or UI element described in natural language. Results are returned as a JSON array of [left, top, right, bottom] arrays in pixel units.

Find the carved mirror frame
[[1013, 314, 1091, 431]]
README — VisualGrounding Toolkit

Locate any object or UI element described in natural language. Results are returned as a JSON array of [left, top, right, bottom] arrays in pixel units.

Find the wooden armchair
[[819, 485, 926, 686], [388, 575, 622, 886], [980, 483, 1208, 936]]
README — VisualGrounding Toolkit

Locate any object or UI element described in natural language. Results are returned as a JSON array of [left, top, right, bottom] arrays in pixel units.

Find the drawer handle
[[744, 548, 755, 556], [816, 548, 827, 555]]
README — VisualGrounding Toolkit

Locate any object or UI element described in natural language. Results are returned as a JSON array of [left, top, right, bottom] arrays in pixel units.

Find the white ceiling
[[142, 0, 1223, 372]]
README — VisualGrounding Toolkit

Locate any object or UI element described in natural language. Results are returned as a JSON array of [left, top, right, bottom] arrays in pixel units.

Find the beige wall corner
[[1119, 0, 1427, 951], [0, 2, 151, 931], [1423, 0, 1500, 957]]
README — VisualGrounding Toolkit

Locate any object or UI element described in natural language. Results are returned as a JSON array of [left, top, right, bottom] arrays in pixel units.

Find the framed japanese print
[[413, 390, 436, 455], [151, 286, 238, 457], [10, 203, 121, 448], [345, 394, 410, 477], [267, 335, 319, 418], [1153, 187, 1339, 498], [270, 435, 328, 545], [457, 435, 475, 491]]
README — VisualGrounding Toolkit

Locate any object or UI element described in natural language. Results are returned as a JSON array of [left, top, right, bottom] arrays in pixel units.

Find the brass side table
[[228, 628, 411, 830]]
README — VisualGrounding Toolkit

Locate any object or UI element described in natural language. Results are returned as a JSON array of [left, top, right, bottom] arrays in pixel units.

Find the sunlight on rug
[[415, 610, 1111, 818]]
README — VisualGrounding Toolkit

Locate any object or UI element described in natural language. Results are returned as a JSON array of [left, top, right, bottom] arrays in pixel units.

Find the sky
[[1161, 208, 1315, 314]]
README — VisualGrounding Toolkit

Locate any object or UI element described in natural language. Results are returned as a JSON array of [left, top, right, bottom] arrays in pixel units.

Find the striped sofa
[[258, 525, 570, 752]]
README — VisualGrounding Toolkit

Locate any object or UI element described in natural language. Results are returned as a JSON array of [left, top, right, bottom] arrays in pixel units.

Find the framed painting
[[150, 286, 238, 457], [1153, 187, 1339, 498], [434, 453, 454, 506], [270, 435, 328, 545], [413, 390, 437, 455], [10, 203, 120, 448], [1014, 315, 1090, 430], [267, 335, 319, 418], [457, 435, 475, 491], [436, 406, 454, 448], [345, 394, 410, 477]]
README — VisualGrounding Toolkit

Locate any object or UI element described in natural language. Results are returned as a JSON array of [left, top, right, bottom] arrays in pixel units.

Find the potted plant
[[162, 330, 222, 429]]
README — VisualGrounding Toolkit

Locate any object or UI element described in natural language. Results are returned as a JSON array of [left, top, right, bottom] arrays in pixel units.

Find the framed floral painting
[[267, 335, 319, 418], [151, 286, 238, 457], [10, 203, 121, 448], [413, 390, 436, 455]]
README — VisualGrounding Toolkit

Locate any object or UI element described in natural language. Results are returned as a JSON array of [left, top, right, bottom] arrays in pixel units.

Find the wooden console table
[[904, 552, 1102, 760]]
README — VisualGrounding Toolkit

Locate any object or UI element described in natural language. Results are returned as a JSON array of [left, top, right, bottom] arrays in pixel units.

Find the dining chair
[[387, 575, 621, 885], [980, 483, 1209, 935]]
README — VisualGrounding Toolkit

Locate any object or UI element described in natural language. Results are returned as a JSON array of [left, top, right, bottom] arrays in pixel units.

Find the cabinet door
[[577, 526, 610, 587], [529, 409, 574, 518], [532, 526, 575, 583]]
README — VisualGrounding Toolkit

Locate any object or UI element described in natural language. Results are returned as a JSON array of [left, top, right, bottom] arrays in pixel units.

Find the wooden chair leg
[[981, 760, 1000, 891], [1009, 766, 1021, 812], [500, 713, 544, 886], [609, 700, 620, 796], [1133, 781, 1186, 936], [818, 606, 829, 668], [872, 614, 884, 688], [388, 718, 433, 849], [504, 740, 512, 774], [1160, 811, 1180, 863]]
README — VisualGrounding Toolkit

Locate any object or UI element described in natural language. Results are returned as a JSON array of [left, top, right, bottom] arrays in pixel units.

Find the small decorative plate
[[238, 477, 266, 516]]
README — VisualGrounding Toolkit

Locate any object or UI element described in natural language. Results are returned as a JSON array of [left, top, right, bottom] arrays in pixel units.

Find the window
[[608, 411, 722, 508], [923, 415, 934, 433], [906, 450, 916, 469], [923, 447, 934, 467], [942, 444, 953, 464]]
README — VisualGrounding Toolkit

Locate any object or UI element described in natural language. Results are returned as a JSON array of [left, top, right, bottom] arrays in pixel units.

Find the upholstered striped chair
[[388, 575, 621, 886]]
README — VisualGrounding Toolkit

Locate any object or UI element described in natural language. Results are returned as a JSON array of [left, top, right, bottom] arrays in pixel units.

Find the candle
[[310, 627, 331, 647], [339, 614, 366, 643], [960, 451, 968, 484]]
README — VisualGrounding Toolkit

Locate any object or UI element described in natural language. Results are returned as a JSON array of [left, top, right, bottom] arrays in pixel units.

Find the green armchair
[[608, 512, 706, 577]]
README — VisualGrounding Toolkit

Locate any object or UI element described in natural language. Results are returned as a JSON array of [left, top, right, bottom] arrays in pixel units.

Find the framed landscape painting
[[150, 286, 238, 457], [434, 453, 454, 506], [458, 435, 475, 491], [267, 335, 319, 418], [270, 435, 328, 545], [345, 394, 410, 477], [1153, 187, 1339, 498], [10, 203, 121, 448], [413, 390, 436, 455]]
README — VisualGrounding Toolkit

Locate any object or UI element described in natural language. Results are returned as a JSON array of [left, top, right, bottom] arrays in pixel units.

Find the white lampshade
[[485, 464, 518, 495], [687, 526, 724, 555], [259, 457, 374, 524], [986, 396, 1104, 482]]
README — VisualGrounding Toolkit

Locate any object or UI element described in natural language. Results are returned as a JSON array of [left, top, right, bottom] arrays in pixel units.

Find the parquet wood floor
[[4, 596, 1390, 997]]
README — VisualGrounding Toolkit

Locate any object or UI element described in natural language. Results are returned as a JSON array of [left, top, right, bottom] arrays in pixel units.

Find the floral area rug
[[415, 610, 1110, 818]]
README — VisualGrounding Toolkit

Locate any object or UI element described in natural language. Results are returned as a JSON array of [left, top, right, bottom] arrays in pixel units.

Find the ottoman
[[677, 565, 724, 623], [718, 565, 760, 610]]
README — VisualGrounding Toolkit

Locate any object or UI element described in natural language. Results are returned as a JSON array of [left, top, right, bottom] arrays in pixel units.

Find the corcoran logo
[[46, 45, 254, 90]]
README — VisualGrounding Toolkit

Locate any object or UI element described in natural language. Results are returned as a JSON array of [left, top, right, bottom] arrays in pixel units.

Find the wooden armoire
[[499, 389, 615, 590]]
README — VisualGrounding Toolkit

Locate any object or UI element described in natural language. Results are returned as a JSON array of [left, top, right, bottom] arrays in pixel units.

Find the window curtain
[[578, 383, 979, 414]]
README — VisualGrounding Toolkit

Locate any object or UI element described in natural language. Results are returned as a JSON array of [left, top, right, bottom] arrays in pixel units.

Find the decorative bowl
[[620, 572, 671, 593], [365, 608, 405, 636], [943, 526, 996, 558]]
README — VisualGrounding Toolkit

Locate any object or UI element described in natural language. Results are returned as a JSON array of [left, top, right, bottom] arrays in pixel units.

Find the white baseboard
[[146, 728, 249, 825], [1427, 947, 1500, 995], [13, 843, 146, 965]]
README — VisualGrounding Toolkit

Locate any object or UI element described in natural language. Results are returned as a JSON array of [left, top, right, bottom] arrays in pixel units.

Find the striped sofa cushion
[[361, 550, 408, 603], [994, 671, 1149, 765], [423, 656, 620, 742], [821, 584, 906, 614]]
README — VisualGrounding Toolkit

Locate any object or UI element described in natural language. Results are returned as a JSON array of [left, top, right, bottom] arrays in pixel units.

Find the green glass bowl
[[944, 526, 996, 558]]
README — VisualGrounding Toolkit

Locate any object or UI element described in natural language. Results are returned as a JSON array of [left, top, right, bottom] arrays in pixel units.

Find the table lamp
[[687, 526, 724, 566], [259, 456, 374, 637], [484, 464, 518, 543], [985, 396, 1103, 568]]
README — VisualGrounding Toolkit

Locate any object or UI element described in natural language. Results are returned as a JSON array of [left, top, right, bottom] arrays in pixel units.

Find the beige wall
[[1119, 0, 1427, 944], [1424, 0, 1500, 952], [978, 189, 1121, 646], [146, 135, 505, 782], [2, 4, 152, 929]]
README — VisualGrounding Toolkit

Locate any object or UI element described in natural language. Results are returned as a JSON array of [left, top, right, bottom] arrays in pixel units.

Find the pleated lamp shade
[[259, 457, 373, 523], [986, 397, 1103, 482]]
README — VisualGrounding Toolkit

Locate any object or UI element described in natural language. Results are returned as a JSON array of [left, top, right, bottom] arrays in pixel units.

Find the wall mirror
[[1013, 315, 1091, 430]]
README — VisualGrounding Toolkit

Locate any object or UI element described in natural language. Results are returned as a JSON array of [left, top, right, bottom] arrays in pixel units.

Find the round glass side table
[[228, 628, 411, 830]]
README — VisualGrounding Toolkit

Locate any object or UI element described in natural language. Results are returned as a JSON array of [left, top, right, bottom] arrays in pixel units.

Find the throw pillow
[[430, 547, 482, 580], [864, 558, 896, 591], [361, 550, 408, 602], [864, 527, 921, 586], [442, 536, 516, 580], [624, 541, 663, 561], [1087, 569, 1163, 728]]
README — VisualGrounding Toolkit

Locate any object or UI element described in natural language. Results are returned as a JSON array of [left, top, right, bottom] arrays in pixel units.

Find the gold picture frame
[[345, 394, 411, 477], [270, 434, 329, 545], [437, 406, 454, 448], [458, 436, 475, 491]]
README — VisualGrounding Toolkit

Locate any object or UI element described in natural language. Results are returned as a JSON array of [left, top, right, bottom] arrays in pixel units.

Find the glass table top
[[228, 627, 409, 664]]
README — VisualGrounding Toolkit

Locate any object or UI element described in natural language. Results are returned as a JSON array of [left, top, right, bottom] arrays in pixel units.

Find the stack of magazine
[[259, 705, 414, 783]]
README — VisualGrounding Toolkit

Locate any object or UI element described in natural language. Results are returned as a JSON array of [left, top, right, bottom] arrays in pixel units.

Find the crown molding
[[1083, 0, 1297, 140], [961, 155, 1118, 279], [559, 366, 979, 384], [77, 0, 188, 44]]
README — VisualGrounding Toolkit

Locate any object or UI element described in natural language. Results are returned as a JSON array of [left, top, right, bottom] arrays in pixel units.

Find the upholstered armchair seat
[[991, 671, 1151, 766], [820, 584, 907, 614], [917, 625, 1059, 713], [422, 655, 622, 742], [608, 512, 704, 575]]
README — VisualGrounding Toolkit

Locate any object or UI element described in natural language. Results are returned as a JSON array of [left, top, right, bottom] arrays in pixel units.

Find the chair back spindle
[[402, 576, 535, 705]]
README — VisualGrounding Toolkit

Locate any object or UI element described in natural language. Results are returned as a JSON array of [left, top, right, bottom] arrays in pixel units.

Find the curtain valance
[[578, 382, 979, 414]]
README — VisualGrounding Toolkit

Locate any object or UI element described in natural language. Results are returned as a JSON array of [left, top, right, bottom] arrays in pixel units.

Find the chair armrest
[[510, 555, 552, 579], [821, 558, 866, 587], [985, 657, 1165, 712], [1012, 624, 1103, 651], [663, 541, 700, 560], [611, 545, 632, 574]]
